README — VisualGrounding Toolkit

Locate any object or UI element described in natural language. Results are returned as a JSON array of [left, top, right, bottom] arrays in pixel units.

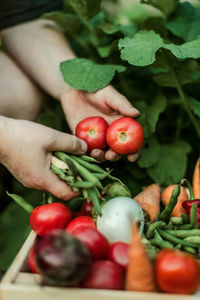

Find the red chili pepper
[[182, 200, 200, 229]]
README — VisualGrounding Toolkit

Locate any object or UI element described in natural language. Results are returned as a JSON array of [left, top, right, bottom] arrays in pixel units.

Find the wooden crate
[[0, 231, 200, 300]]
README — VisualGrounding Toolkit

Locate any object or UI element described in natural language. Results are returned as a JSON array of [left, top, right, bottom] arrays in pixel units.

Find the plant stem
[[170, 68, 200, 139]]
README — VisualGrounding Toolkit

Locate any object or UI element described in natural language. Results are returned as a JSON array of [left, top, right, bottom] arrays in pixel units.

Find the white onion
[[96, 197, 144, 243]]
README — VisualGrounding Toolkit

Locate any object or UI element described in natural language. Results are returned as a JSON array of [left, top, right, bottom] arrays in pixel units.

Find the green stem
[[181, 179, 194, 200], [170, 68, 200, 139], [7, 192, 33, 214]]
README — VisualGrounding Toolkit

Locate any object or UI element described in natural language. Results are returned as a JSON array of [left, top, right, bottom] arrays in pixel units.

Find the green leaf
[[164, 38, 200, 60], [166, 2, 200, 42], [147, 140, 191, 185], [119, 31, 164, 66], [60, 58, 126, 92], [141, 0, 179, 16], [68, 0, 101, 20], [97, 40, 118, 58], [119, 30, 200, 67], [147, 94, 167, 135], [42, 11, 81, 34], [187, 97, 200, 118], [138, 136, 161, 168], [135, 94, 167, 138]]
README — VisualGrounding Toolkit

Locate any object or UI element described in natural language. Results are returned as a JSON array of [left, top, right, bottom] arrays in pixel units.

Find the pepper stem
[[181, 179, 195, 200]]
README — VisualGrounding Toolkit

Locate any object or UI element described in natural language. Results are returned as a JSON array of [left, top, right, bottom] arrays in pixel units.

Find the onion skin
[[96, 197, 144, 243], [34, 230, 92, 286]]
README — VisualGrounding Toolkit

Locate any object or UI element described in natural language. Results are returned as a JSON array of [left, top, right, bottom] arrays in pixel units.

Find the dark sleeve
[[0, 0, 62, 30]]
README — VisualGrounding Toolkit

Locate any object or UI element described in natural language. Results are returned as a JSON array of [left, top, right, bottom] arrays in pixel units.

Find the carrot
[[161, 185, 188, 217], [125, 222, 157, 292], [134, 184, 160, 222], [193, 157, 200, 199]]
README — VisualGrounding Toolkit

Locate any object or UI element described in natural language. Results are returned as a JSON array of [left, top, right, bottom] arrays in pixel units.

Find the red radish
[[30, 202, 72, 236], [34, 230, 92, 286], [81, 260, 124, 290], [106, 117, 144, 155], [75, 116, 108, 151], [80, 200, 94, 216], [65, 216, 96, 233], [108, 242, 129, 269], [28, 248, 39, 274], [71, 226, 109, 260]]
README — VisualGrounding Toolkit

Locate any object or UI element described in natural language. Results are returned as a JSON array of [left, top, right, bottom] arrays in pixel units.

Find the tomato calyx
[[118, 131, 128, 143], [89, 128, 97, 137]]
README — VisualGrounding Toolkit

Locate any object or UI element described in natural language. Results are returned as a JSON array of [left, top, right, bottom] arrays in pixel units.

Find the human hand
[[0, 117, 87, 200], [60, 85, 140, 162]]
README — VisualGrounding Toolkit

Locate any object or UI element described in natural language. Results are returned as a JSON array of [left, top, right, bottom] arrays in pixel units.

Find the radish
[[96, 197, 144, 243], [81, 260, 124, 290], [108, 242, 129, 269]]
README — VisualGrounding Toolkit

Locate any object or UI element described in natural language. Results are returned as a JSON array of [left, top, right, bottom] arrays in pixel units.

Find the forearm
[[1, 19, 75, 100]]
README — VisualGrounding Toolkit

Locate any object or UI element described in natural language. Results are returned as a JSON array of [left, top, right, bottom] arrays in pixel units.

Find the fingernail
[[131, 108, 140, 114], [80, 141, 87, 153]]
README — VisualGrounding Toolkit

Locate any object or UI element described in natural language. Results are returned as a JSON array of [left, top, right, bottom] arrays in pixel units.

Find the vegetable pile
[[8, 152, 200, 295]]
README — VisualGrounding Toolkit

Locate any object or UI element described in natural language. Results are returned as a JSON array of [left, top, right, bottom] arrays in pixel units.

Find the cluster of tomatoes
[[28, 200, 129, 290], [75, 116, 144, 154]]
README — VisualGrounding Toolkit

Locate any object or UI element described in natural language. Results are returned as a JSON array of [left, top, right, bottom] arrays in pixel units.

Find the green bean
[[184, 236, 200, 243], [88, 188, 102, 216], [59, 153, 103, 189], [165, 222, 174, 230], [178, 224, 192, 230], [70, 155, 105, 174], [53, 152, 77, 176], [7, 192, 33, 213], [50, 164, 75, 183], [91, 172, 110, 180], [159, 184, 181, 223], [72, 180, 96, 189], [82, 189, 88, 199], [190, 203, 198, 229], [80, 155, 99, 163], [170, 217, 182, 225], [146, 221, 166, 239], [154, 229, 163, 241], [175, 244, 182, 250], [158, 229, 200, 248], [181, 213, 190, 224], [149, 239, 173, 249], [165, 229, 200, 238], [183, 247, 196, 255]]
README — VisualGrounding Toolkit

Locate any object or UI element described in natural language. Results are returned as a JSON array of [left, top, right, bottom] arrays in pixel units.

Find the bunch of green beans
[[50, 151, 119, 216], [145, 184, 200, 258]]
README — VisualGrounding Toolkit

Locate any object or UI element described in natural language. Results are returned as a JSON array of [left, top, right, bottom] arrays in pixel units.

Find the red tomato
[[65, 216, 96, 234], [155, 249, 200, 294], [106, 117, 144, 155], [30, 203, 72, 236], [80, 201, 94, 216], [28, 248, 39, 274], [108, 242, 129, 269], [71, 226, 109, 260], [81, 260, 124, 290], [75, 116, 108, 151]]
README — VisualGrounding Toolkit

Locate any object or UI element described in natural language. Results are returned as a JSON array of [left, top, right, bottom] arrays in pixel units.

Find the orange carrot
[[161, 185, 188, 217], [193, 157, 200, 199], [134, 184, 160, 222], [125, 223, 157, 292]]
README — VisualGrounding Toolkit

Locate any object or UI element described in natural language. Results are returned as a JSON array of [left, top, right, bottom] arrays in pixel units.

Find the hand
[[60, 85, 140, 162], [0, 117, 87, 200]]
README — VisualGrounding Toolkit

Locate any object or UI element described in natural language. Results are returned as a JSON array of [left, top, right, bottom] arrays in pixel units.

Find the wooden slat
[[1, 231, 200, 300]]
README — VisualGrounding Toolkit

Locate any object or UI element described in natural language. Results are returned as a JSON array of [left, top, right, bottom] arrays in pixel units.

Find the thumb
[[105, 87, 140, 117], [44, 170, 79, 201], [47, 131, 87, 154]]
